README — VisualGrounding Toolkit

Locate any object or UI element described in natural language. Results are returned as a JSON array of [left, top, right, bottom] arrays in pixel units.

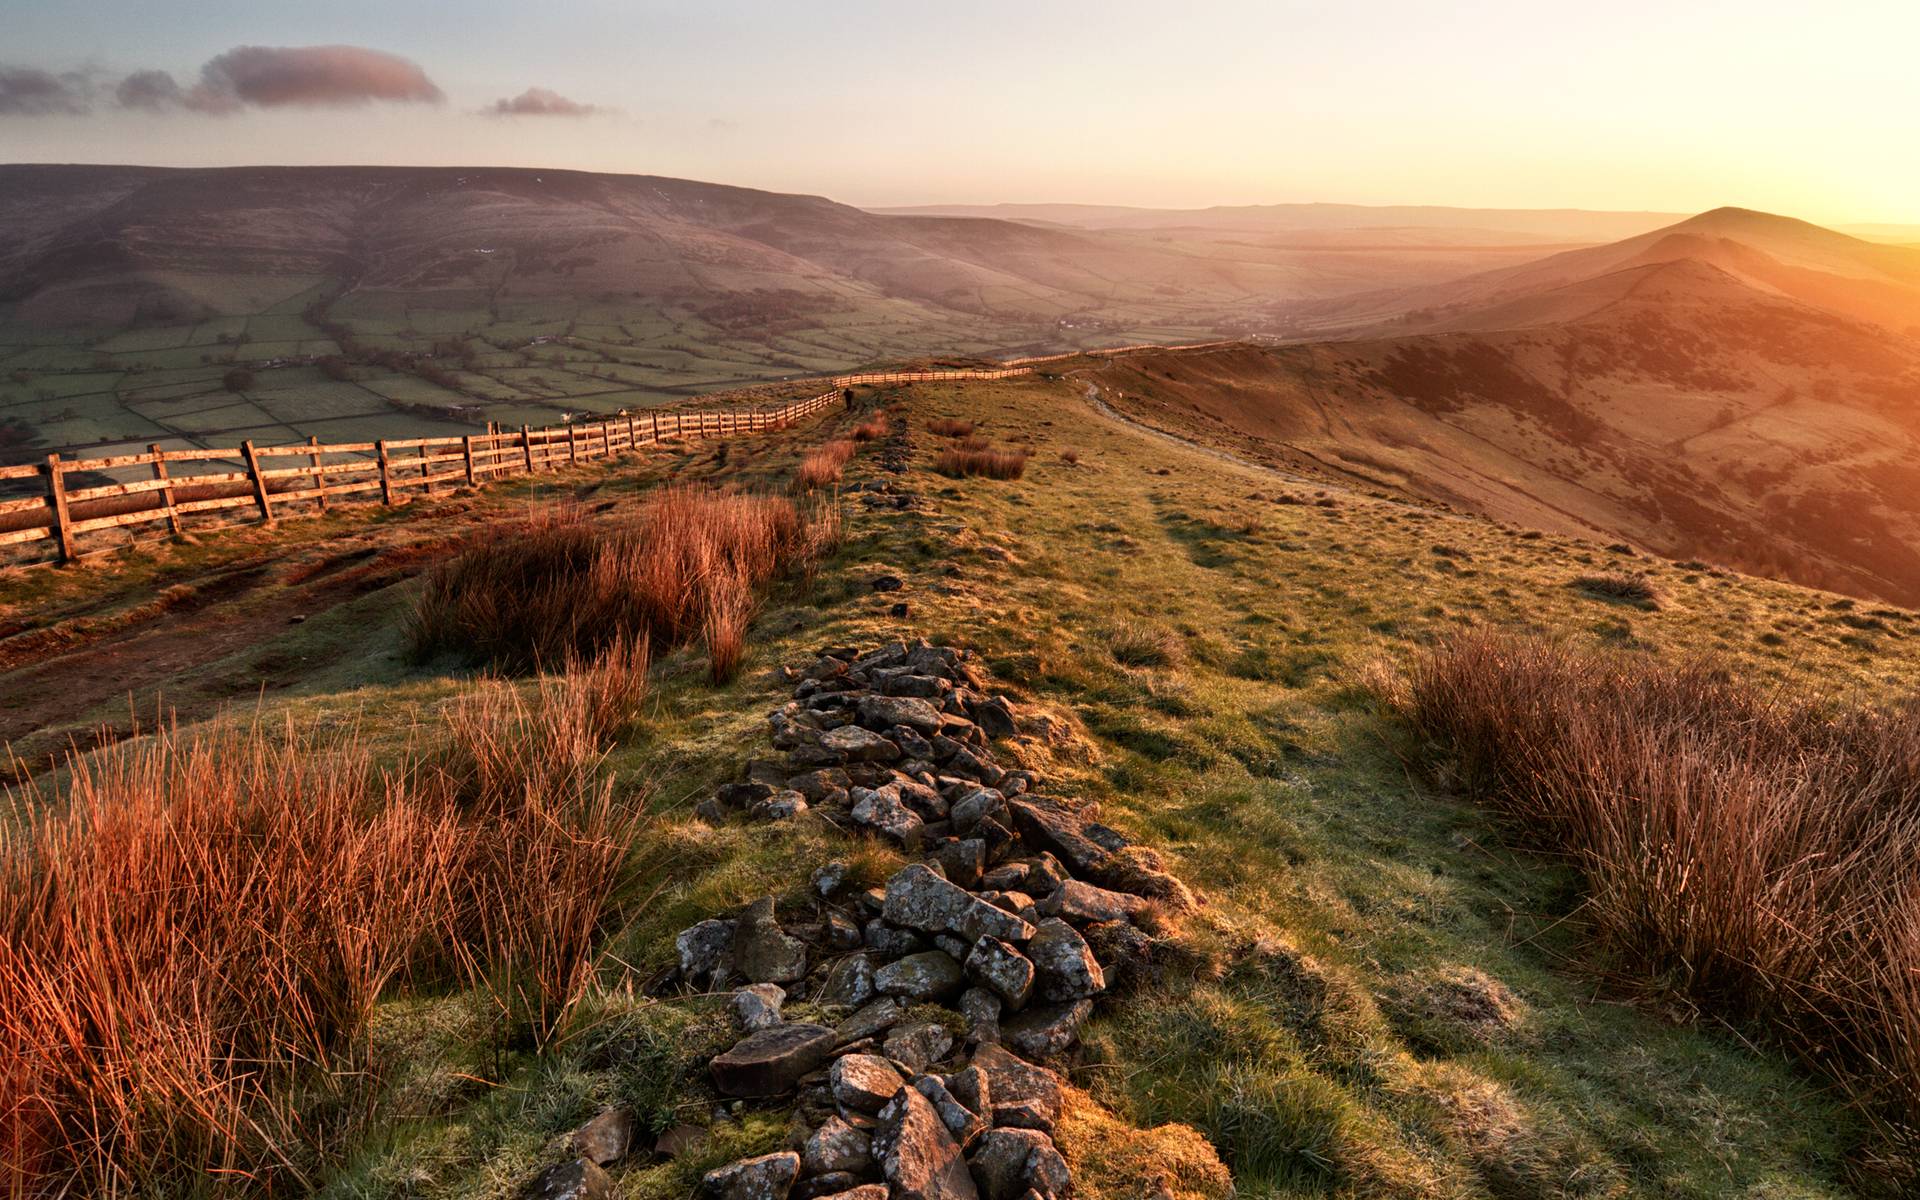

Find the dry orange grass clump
[[849, 417, 889, 442], [928, 417, 976, 438], [935, 444, 1030, 480], [795, 439, 859, 490], [1383, 630, 1920, 1143], [0, 653, 652, 1194], [410, 485, 838, 679]]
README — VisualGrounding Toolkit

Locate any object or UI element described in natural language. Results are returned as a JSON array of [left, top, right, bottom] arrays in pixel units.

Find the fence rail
[[0, 341, 1235, 568]]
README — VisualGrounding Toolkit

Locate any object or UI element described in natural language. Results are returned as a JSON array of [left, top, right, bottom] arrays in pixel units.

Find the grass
[[0, 653, 653, 1196], [8, 363, 1920, 1198], [408, 486, 838, 679], [928, 417, 976, 438], [1571, 571, 1662, 608], [849, 417, 889, 442], [794, 439, 857, 490], [1376, 630, 1920, 1154], [934, 443, 1029, 479]]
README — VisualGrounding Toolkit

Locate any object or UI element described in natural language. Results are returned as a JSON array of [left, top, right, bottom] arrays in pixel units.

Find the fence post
[[307, 435, 328, 511], [521, 425, 534, 474], [149, 444, 182, 536], [419, 444, 433, 495], [242, 439, 274, 523], [568, 425, 578, 464], [43, 453, 75, 563], [463, 435, 477, 487], [377, 439, 394, 505], [650, 412, 660, 443], [626, 411, 637, 451]]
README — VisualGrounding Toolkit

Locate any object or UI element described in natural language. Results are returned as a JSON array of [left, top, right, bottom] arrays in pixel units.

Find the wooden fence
[[0, 342, 1238, 568]]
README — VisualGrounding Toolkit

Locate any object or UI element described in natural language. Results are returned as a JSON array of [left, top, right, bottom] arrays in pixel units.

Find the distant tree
[[223, 367, 256, 393], [317, 356, 353, 382]]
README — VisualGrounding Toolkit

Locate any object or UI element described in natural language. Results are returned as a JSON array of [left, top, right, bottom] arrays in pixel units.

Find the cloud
[[485, 87, 601, 117], [107, 45, 443, 115], [196, 45, 443, 109], [0, 67, 93, 116]]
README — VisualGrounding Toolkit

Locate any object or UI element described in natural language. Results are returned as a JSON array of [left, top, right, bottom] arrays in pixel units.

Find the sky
[[2, 0, 1917, 224]]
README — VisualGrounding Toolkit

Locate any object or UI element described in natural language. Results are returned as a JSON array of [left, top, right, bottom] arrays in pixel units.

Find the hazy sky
[[2, 0, 1917, 222]]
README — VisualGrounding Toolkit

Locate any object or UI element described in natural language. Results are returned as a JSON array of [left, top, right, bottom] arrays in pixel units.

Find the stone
[[858, 695, 946, 736], [1023, 855, 1069, 896], [851, 787, 925, 844], [892, 725, 937, 762], [825, 910, 865, 951], [719, 781, 775, 808], [1025, 1138, 1070, 1198], [820, 953, 876, 1008], [944, 1064, 991, 1118], [699, 1151, 801, 1200], [732, 983, 786, 1031], [963, 937, 1035, 1009], [895, 776, 949, 818], [935, 933, 971, 962], [1002, 1000, 1093, 1062], [736, 898, 809, 985], [677, 918, 735, 987], [966, 694, 1020, 740], [752, 791, 809, 821], [876, 951, 964, 1002], [522, 1158, 612, 1200], [913, 1074, 989, 1149], [979, 862, 1030, 892], [945, 745, 1005, 787], [967, 1129, 1051, 1200], [709, 1023, 837, 1097], [794, 1177, 865, 1200], [970, 1044, 1062, 1132], [570, 1107, 635, 1166], [871, 574, 904, 592], [883, 865, 1035, 945], [790, 769, 853, 802], [1039, 879, 1151, 925], [803, 1116, 873, 1175], [835, 997, 905, 1044], [983, 891, 1037, 920], [865, 919, 925, 960], [822, 726, 902, 762], [876, 670, 952, 699], [959, 987, 1003, 1044], [813, 862, 851, 897], [695, 796, 730, 823], [883, 1020, 957, 1073], [932, 839, 985, 889], [948, 789, 1005, 835], [809, 1188, 887, 1200], [654, 1123, 705, 1159], [1027, 919, 1105, 1003], [1004, 799, 1109, 879], [831, 1053, 906, 1113], [873, 1085, 979, 1200]]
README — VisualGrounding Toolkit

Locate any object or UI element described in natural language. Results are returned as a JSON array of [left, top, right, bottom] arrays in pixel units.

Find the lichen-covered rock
[[570, 1107, 634, 1166], [970, 1044, 1062, 1132], [960, 987, 1003, 1044], [820, 953, 877, 1008], [883, 864, 1035, 945], [1001, 1000, 1093, 1063], [1039, 879, 1151, 925], [835, 996, 905, 1044], [858, 694, 947, 735], [732, 983, 786, 1031], [873, 1085, 980, 1200], [884, 1019, 958, 1073], [677, 918, 736, 987], [876, 950, 965, 1002], [1027, 919, 1105, 1003], [932, 838, 986, 888], [752, 791, 809, 820], [803, 1116, 873, 1175], [522, 1157, 613, 1200], [831, 1053, 906, 1113], [963, 937, 1035, 1009], [967, 1129, 1050, 1200], [852, 786, 924, 843], [914, 1073, 989, 1149], [699, 1151, 801, 1200], [736, 898, 809, 984], [709, 1023, 837, 1097], [949, 789, 1005, 835], [823, 726, 902, 762]]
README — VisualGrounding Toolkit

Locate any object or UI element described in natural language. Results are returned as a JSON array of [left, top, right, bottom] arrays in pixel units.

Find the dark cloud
[[114, 69, 184, 112], [485, 87, 601, 117], [0, 67, 93, 116]]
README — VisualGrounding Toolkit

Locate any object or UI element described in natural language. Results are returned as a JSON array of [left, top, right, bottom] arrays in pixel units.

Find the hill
[[4, 364, 1915, 1197], [868, 200, 1684, 241]]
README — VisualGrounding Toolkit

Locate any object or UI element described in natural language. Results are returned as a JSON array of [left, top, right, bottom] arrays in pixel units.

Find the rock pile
[[525, 640, 1199, 1200]]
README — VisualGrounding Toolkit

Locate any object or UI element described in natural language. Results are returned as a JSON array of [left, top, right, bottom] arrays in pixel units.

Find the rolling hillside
[[1089, 226, 1920, 603]]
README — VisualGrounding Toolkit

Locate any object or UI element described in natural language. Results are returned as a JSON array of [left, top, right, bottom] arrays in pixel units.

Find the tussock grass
[[1571, 571, 1661, 608], [1110, 621, 1186, 669], [795, 439, 858, 490], [927, 417, 976, 438], [1379, 630, 1920, 1145], [849, 417, 889, 442], [934, 444, 1030, 480], [0, 656, 653, 1194], [409, 486, 839, 679]]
